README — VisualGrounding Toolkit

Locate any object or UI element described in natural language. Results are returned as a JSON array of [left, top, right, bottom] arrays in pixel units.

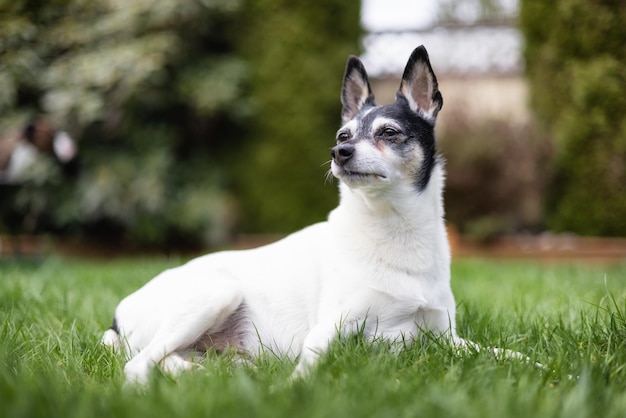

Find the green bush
[[1, 0, 247, 246], [0, 0, 361, 244], [439, 114, 553, 241], [233, 0, 361, 233], [521, 0, 626, 236]]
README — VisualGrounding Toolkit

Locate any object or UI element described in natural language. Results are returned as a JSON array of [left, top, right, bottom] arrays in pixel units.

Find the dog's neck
[[328, 164, 449, 276], [334, 165, 446, 231], [329, 162, 449, 258]]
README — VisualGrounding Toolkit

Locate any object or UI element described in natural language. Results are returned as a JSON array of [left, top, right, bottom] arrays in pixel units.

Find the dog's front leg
[[292, 322, 338, 380], [291, 313, 364, 380]]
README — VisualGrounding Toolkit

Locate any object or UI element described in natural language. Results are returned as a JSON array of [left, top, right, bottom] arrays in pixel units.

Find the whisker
[[324, 171, 335, 185], [322, 162, 336, 185]]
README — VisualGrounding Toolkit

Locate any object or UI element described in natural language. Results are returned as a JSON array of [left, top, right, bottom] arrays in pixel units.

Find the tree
[[2, 0, 247, 246], [232, 0, 361, 233], [521, 0, 626, 236], [0, 0, 362, 244]]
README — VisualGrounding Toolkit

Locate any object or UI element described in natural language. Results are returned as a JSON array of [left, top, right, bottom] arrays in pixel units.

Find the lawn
[[1, 255, 625, 418]]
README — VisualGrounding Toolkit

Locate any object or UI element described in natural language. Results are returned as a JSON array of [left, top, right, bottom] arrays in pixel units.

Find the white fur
[[104, 153, 469, 384], [370, 117, 402, 134], [103, 47, 470, 384], [102, 46, 539, 384]]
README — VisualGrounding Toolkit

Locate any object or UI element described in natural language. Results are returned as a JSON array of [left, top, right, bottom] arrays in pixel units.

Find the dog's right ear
[[341, 56, 375, 123], [397, 45, 443, 124]]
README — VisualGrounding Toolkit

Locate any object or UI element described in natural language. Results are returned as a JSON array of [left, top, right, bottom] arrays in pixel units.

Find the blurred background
[[0, 0, 624, 254]]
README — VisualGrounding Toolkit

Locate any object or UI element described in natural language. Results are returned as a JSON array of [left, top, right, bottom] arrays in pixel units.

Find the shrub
[[520, 0, 626, 236], [1, 0, 246, 246], [0, 0, 361, 244], [439, 113, 553, 240], [232, 0, 362, 233]]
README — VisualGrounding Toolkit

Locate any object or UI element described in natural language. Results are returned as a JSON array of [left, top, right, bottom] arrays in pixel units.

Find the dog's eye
[[382, 128, 399, 137], [337, 132, 350, 142]]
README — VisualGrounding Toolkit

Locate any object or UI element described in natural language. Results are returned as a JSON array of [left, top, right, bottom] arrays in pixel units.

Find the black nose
[[331, 143, 355, 165]]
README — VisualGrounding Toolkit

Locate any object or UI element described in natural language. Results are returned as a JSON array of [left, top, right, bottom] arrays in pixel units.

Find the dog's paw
[[102, 329, 121, 352], [160, 353, 204, 376], [123, 361, 151, 385], [491, 347, 546, 370], [289, 362, 311, 382]]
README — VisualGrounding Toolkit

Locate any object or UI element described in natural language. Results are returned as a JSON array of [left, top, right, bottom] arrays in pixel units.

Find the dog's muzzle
[[331, 143, 355, 166]]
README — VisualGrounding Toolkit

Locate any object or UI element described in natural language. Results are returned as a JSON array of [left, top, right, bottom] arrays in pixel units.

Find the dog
[[103, 45, 475, 384]]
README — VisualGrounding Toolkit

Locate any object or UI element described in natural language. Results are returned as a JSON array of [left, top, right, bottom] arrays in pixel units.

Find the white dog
[[103, 45, 474, 384]]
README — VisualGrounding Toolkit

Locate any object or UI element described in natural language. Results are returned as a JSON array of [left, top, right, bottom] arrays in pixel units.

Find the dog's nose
[[331, 143, 355, 165]]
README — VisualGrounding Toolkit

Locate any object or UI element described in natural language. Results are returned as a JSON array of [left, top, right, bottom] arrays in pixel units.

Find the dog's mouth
[[331, 161, 388, 182], [341, 169, 387, 180]]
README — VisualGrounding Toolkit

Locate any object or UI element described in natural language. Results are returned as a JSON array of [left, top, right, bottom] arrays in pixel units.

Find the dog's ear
[[341, 56, 375, 123], [397, 45, 443, 123]]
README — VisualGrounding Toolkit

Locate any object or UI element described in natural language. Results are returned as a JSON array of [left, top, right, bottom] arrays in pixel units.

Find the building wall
[[370, 75, 530, 133]]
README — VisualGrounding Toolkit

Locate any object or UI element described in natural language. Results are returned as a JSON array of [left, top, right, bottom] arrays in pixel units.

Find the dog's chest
[[329, 200, 447, 275], [322, 255, 439, 315]]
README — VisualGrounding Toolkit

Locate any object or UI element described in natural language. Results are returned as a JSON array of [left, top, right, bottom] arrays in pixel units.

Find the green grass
[[1, 256, 626, 418]]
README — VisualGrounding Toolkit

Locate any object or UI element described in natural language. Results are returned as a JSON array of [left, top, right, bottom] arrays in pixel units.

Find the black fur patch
[[356, 97, 438, 191], [110, 317, 119, 333]]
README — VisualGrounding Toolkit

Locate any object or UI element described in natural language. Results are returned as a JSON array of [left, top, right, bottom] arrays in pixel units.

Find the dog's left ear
[[341, 56, 375, 123], [397, 45, 443, 123]]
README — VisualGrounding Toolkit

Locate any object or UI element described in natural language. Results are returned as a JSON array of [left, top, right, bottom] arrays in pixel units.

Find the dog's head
[[331, 46, 443, 193]]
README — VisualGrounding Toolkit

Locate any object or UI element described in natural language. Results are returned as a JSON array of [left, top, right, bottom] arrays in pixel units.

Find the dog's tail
[[102, 317, 122, 352], [455, 337, 545, 370]]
